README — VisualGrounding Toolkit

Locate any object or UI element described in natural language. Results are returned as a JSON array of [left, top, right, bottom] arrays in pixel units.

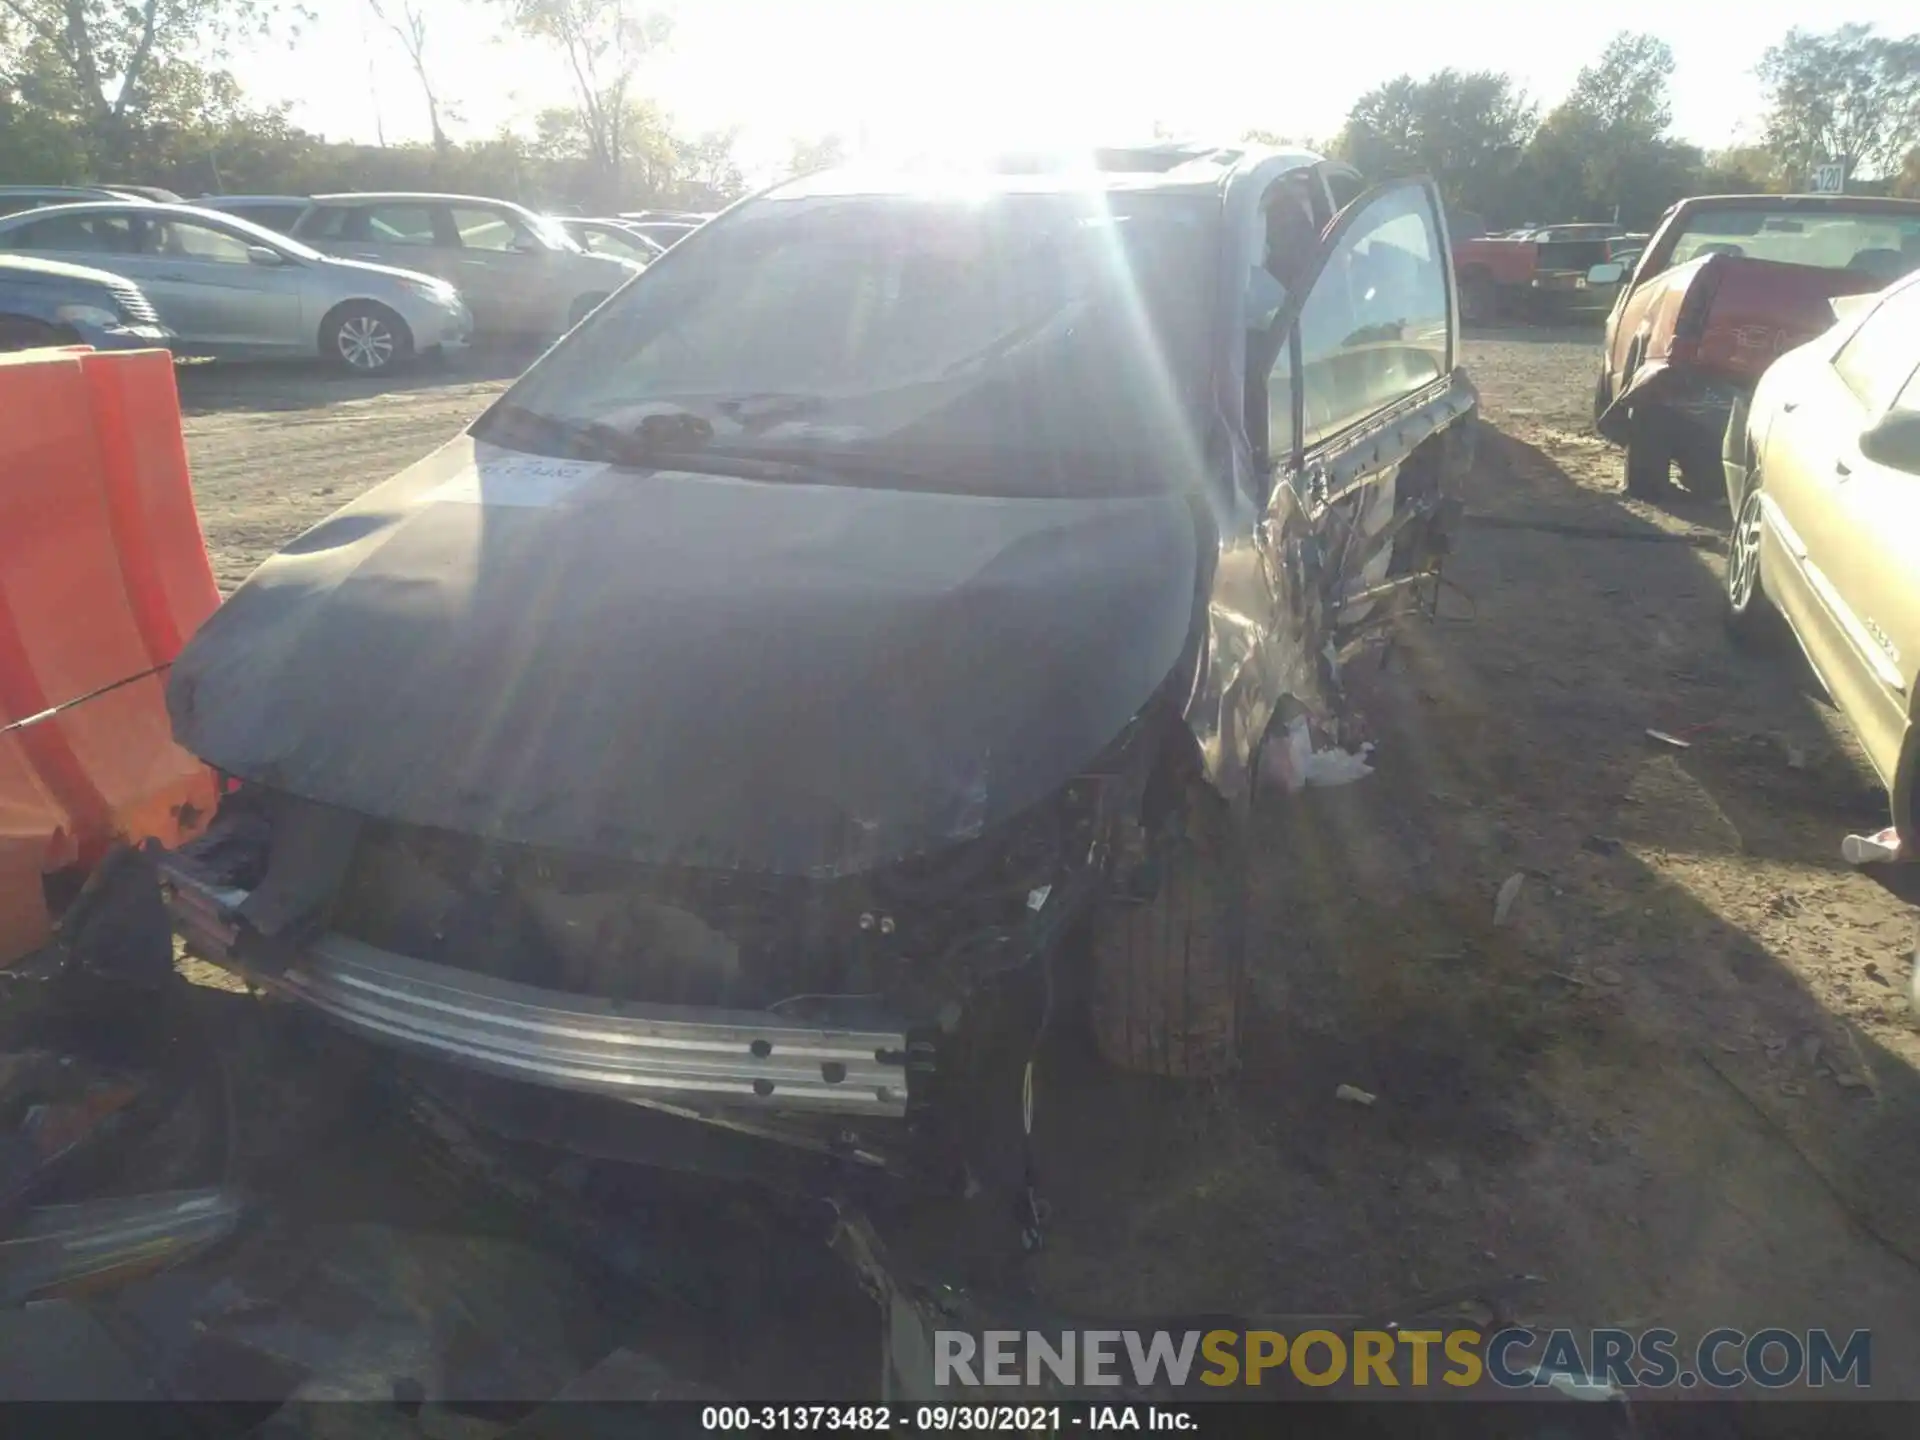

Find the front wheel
[[1089, 782, 1245, 1080], [0, 315, 68, 352], [1724, 484, 1781, 647], [324, 302, 411, 376]]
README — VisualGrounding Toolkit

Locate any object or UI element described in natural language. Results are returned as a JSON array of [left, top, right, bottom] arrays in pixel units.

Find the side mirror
[[1587, 262, 1625, 286], [1859, 411, 1920, 475], [245, 245, 284, 266]]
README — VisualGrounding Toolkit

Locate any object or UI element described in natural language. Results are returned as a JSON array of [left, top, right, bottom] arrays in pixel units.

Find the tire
[[0, 315, 65, 351], [1460, 271, 1496, 328], [1592, 368, 1612, 432], [1089, 781, 1245, 1080], [322, 302, 411, 376], [1623, 406, 1675, 498], [568, 292, 609, 329], [1724, 483, 1781, 647]]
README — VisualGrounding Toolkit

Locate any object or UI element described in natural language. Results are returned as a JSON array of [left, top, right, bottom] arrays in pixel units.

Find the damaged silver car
[[158, 143, 1476, 1186]]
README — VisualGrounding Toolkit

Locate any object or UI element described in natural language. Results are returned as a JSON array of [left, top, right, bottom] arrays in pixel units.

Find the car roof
[[0, 184, 140, 199], [0, 200, 264, 224], [308, 192, 535, 209], [764, 143, 1326, 203], [0, 252, 130, 286], [0, 201, 321, 254], [201, 194, 311, 204]]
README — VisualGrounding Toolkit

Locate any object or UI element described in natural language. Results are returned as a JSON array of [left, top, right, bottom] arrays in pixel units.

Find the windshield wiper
[[476, 401, 715, 463], [474, 402, 621, 460], [713, 392, 825, 429]]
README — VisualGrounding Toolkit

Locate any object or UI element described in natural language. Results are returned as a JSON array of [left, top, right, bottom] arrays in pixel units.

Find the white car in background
[[0, 201, 472, 375]]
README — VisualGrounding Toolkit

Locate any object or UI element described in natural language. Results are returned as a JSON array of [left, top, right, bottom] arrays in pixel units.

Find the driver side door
[[1229, 177, 1464, 784], [119, 217, 305, 350], [1259, 178, 1454, 474]]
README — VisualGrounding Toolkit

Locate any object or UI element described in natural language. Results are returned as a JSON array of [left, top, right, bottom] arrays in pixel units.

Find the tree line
[[0, 0, 787, 210], [2, 5, 1917, 222], [1315, 25, 1920, 234]]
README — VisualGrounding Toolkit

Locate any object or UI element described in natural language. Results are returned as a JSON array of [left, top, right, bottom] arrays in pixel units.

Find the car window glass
[[150, 220, 254, 264], [302, 206, 354, 240], [451, 207, 528, 251], [495, 190, 1217, 497], [1264, 335, 1297, 465], [233, 204, 303, 234], [1663, 208, 1920, 284], [4, 212, 140, 253], [581, 227, 637, 258], [1324, 170, 1363, 217], [363, 205, 439, 246], [1833, 286, 1920, 413], [1296, 187, 1449, 449]]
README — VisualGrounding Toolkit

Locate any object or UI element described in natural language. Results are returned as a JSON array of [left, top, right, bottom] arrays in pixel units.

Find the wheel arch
[[1892, 719, 1920, 856], [0, 313, 78, 349]]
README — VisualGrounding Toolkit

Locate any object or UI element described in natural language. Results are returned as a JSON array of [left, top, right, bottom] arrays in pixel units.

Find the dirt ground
[[175, 330, 1920, 1400]]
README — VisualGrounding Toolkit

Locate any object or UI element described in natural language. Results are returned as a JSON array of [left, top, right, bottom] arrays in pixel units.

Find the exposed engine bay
[[332, 767, 1111, 1028], [156, 698, 1181, 1196]]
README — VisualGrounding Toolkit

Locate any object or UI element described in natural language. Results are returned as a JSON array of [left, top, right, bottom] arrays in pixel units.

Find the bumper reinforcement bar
[[158, 860, 911, 1118]]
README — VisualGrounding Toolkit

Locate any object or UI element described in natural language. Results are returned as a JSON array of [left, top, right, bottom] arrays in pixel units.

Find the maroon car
[[1593, 194, 1920, 497]]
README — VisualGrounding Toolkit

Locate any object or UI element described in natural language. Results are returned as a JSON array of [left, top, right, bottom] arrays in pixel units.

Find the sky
[[233, 1, 1918, 181]]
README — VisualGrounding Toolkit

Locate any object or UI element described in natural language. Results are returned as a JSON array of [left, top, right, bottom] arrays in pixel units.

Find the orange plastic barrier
[[0, 346, 221, 963]]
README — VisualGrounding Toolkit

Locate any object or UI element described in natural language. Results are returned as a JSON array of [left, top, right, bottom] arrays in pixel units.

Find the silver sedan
[[0, 201, 472, 375]]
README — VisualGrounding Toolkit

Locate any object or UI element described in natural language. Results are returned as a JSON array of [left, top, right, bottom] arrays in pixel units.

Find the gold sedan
[[1724, 270, 1920, 845]]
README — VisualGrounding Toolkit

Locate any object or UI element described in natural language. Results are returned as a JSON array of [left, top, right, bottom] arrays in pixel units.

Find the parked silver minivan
[[291, 193, 641, 338]]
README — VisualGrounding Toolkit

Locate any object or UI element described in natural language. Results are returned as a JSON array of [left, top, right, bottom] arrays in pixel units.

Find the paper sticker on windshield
[[428, 452, 607, 508]]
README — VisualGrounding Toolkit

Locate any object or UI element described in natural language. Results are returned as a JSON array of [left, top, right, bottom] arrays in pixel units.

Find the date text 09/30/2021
[[701, 1407, 1190, 1431]]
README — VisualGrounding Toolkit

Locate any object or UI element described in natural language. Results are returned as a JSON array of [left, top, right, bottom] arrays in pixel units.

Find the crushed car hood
[[169, 438, 1200, 876]]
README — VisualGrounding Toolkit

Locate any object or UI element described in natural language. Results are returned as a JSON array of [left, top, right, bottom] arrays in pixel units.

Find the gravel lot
[[178, 329, 1920, 1393]]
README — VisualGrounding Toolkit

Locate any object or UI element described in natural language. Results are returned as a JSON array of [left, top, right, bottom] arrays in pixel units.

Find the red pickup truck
[[1592, 194, 1920, 497], [1453, 223, 1619, 324]]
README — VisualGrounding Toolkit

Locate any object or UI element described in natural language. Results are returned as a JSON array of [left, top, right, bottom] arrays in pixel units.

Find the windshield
[[1665, 206, 1920, 285], [480, 189, 1219, 496]]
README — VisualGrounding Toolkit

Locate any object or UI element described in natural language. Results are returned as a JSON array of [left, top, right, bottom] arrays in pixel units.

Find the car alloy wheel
[[337, 313, 397, 372], [1726, 487, 1764, 615]]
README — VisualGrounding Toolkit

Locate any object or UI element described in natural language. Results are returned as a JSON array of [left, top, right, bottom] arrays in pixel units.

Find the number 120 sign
[[1813, 162, 1846, 193]]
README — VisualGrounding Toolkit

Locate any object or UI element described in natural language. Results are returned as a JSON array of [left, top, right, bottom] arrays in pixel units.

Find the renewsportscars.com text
[[934, 1327, 1871, 1390]]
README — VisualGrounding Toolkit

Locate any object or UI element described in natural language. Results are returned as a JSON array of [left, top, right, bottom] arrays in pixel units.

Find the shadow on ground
[[944, 413, 1920, 1398]]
